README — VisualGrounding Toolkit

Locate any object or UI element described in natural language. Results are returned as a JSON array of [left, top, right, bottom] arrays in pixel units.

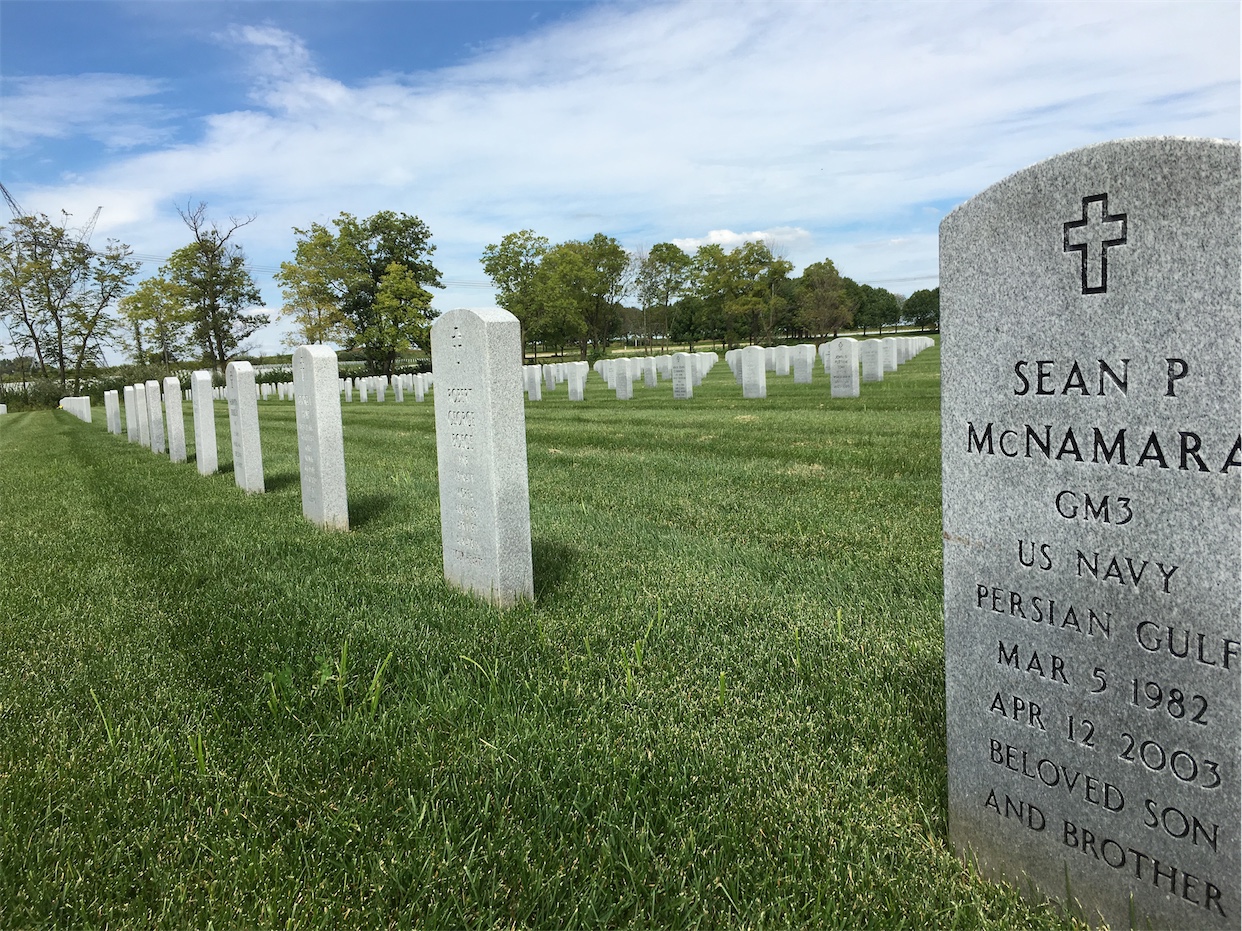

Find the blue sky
[[2, 0, 1239, 357]]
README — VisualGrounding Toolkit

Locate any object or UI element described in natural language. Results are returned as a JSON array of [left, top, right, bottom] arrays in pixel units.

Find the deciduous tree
[[636, 242, 692, 352], [164, 204, 266, 375], [279, 211, 441, 376], [903, 287, 940, 331], [796, 259, 854, 338], [480, 230, 550, 361], [118, 276, 193, 366], [0, 211, 137, 391]]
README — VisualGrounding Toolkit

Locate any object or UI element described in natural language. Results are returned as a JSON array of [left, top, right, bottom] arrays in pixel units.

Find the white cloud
[[672, 227, 812, 253], [4, 0, 1237, 354], [1, 74, 174, 149]]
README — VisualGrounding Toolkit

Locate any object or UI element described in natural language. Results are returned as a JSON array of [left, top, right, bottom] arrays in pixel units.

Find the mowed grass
[[0, 343, 1081, 929]]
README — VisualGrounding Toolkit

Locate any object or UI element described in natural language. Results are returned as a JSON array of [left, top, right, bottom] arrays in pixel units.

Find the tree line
[[1, 203, 939, 393], [482, 230, 938, 360]]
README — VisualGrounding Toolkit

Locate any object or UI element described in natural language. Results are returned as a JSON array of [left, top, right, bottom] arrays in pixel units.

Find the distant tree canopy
[[0, 191, 929, 389], [481, 232, 914, 357], [903, 287, 940, 331]]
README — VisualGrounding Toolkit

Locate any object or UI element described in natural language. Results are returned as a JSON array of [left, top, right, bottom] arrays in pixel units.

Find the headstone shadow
[[348, 492, 396, 529], [265, 472, 299, 492], [531, 538, 576, 599]]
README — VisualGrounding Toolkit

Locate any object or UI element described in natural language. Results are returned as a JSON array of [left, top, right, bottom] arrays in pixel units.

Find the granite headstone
[[941, 137, 1240, 930]]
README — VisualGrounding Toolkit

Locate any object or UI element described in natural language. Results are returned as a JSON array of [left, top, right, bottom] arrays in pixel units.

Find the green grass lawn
[[0, 345, 1084, 929]]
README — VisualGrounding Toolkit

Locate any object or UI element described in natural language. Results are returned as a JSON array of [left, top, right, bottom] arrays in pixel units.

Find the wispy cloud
[[2, 0, 1237, 352], [1, 73, 174, 149]]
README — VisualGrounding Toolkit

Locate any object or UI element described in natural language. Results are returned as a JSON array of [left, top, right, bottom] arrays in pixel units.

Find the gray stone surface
[[431, 307, 534, 607], [225, 361, 265, 493], [792, 344, 815, 384], [123, 386, 138, 441], [671, 352, 693, 400], [145, 379, 165, 453], [104, 390, 121, 434], [880, 337, 898, 372], [163, 378, 187, 463], [941, 137, 1240, 931], [191, 371, 217, 475], [741, 345, 766, 399], [830, 338, 861, 398], [859, 340, 884, 382], [134, 383, 151, 446], [775, 345, 791, 376], [614, 360, 633, 400], [293, 345, 349, 530]]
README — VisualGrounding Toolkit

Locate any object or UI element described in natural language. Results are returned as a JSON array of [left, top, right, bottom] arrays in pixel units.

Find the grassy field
[[0, 345, 1084, 929]]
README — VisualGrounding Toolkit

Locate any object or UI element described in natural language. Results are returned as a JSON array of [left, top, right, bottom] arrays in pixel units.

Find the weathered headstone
[[190, 371, 217, 475], [859, 340, 884, 382], [741, 345, 766, 399], [830, 338, 861, 398], [880, 336, 898, 373], [792, 344, 816, 384], [775, 345, 791, 376], [614, 360, 633, 400], [133, 383, 151, 447], [567, 362, 587, 402], [293, 345, 349, 530], [431, 308, 533, 607], [641, 357, 655, 389], [671, 352, 693, 400], [122, 386, 138, 441], [225, 361, 264, 493], [941, 137, 1240, 930], [144, 379, 166, 454], [104, 390, 121, 434], [163, 377, 187, 463]]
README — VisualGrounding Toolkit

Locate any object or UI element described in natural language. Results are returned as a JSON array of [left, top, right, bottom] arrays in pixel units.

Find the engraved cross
[[1063, 194, 1127, 295]]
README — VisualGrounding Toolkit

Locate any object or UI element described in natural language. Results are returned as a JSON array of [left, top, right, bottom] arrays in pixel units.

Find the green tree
[[274, 222, 352, 349], [741, 241, 793, 342], [690, 240, 789, 346], [841, 278, 901, 335], [668, 294, 711, 351], [541, 234, 631, 360], [0, 211, 138, 391], [118, 276, 193, 366], [903, 287, 940, 331], [480, 229, 550, 361], [279, 211, 442, 376], [635, 242, 692, 352], [796, 259, 854, 338], [164, 204, 266, 376], [364, 262, 435, 372]]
